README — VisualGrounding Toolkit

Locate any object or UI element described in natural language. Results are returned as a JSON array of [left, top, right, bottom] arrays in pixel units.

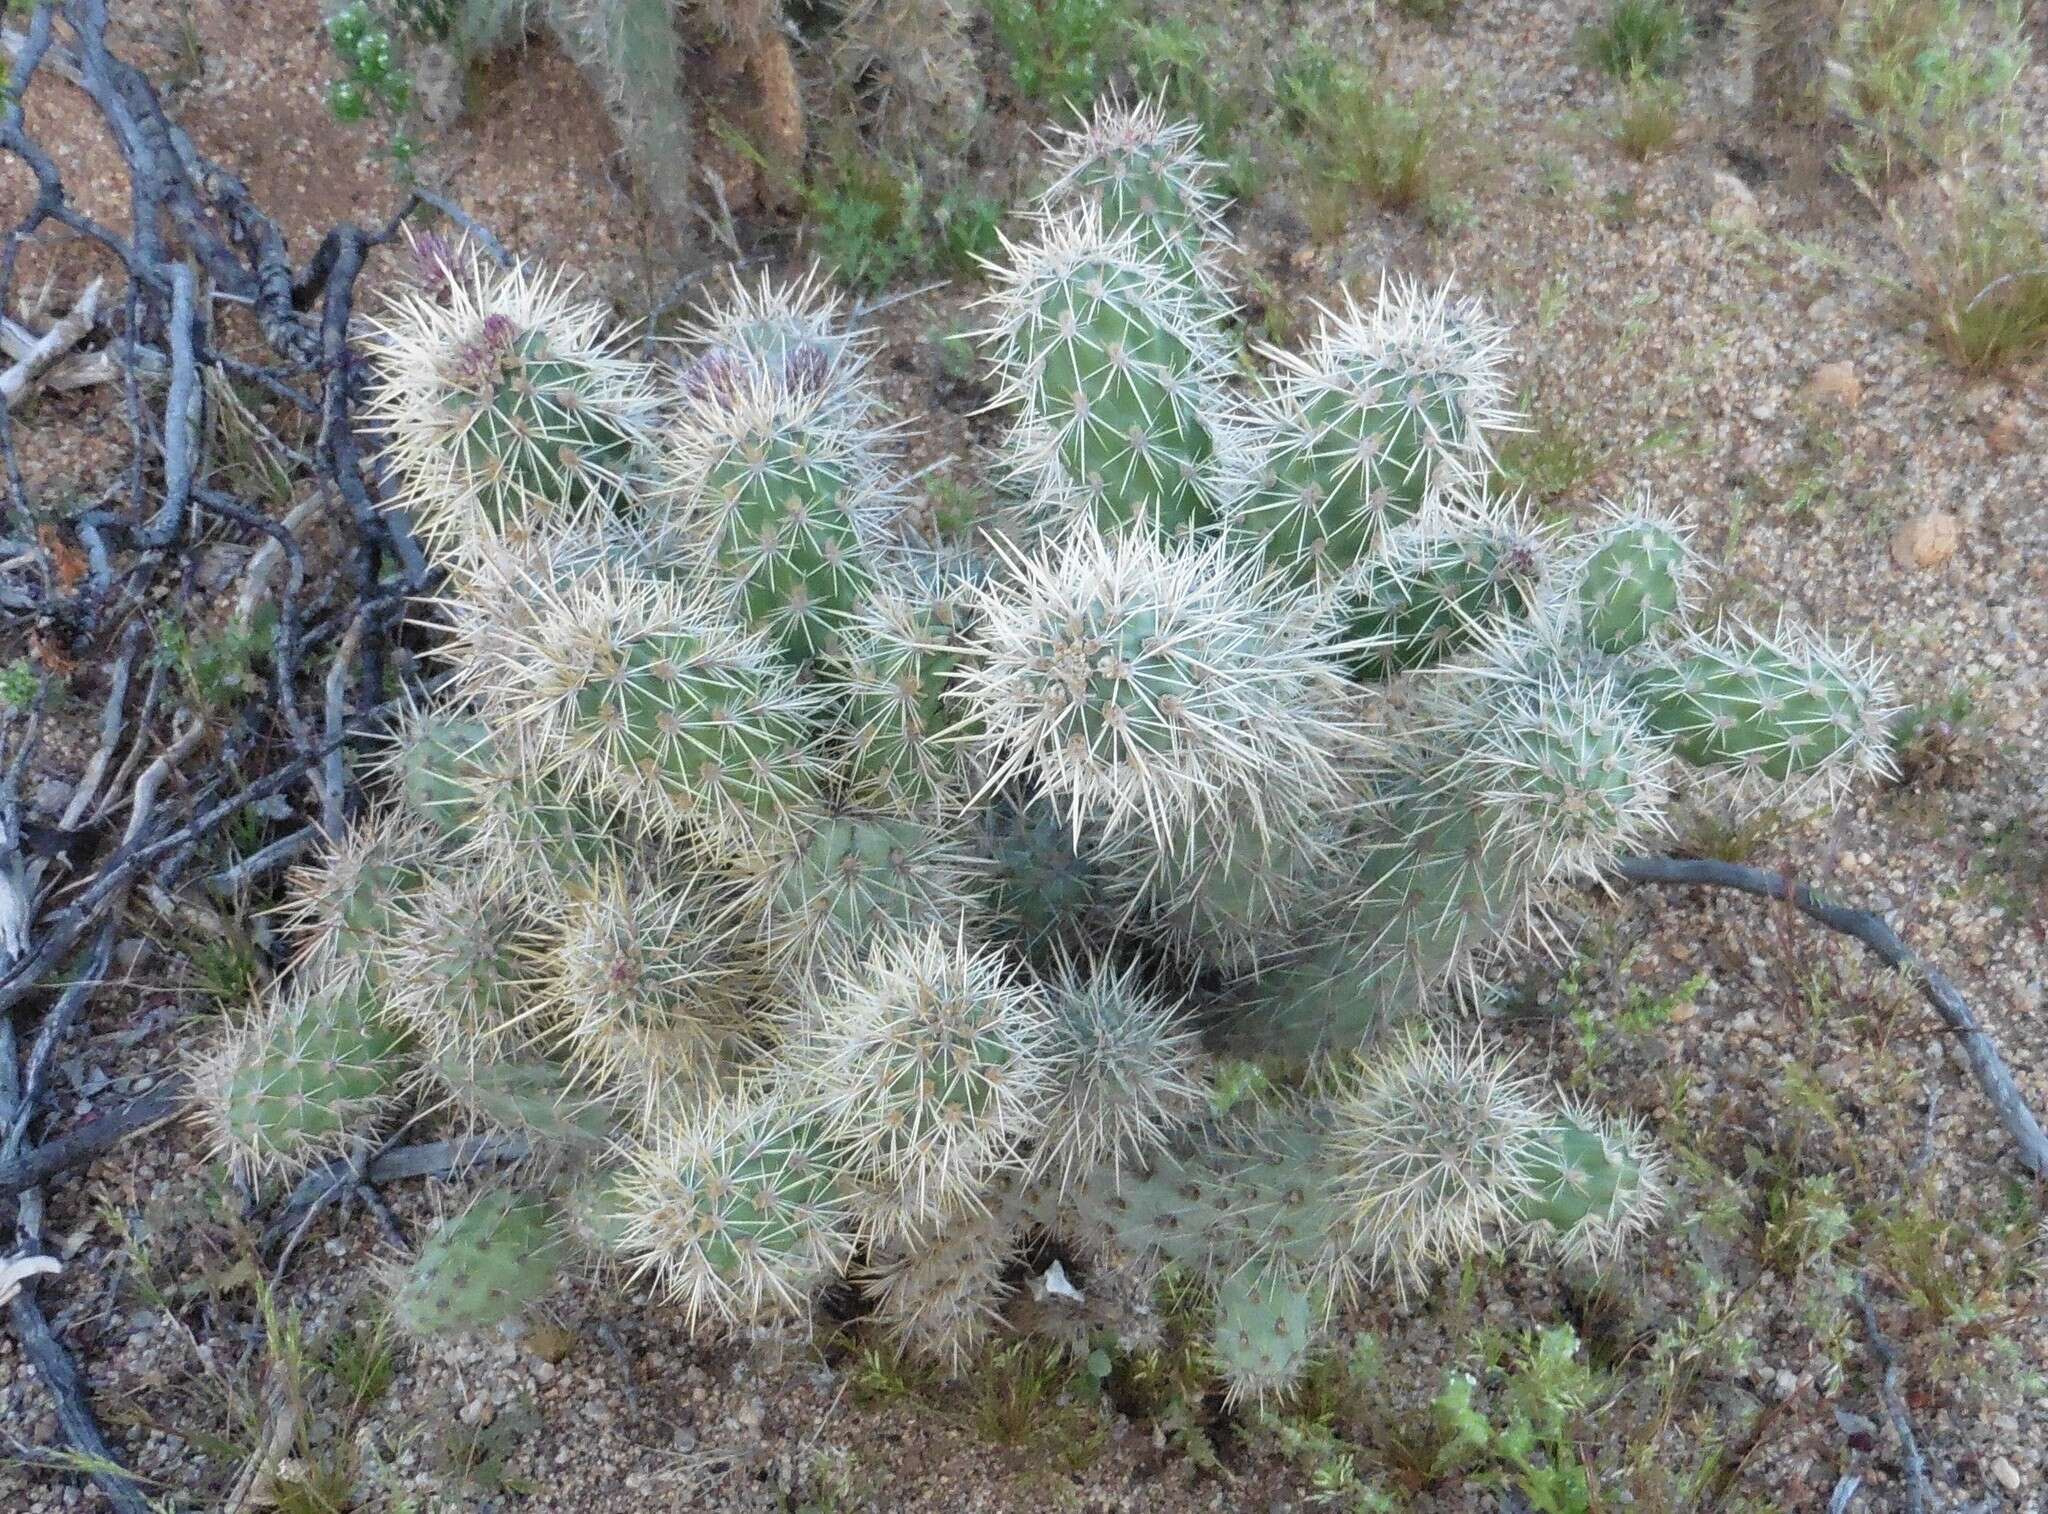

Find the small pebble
[[1891, 511, 1959, 570]]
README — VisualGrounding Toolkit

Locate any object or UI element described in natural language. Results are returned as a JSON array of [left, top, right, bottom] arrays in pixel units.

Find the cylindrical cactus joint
[[980, 210, 1228, 540], [1571, 502, 1695, 654]]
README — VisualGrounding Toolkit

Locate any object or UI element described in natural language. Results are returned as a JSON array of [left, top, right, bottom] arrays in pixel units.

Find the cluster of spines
[[363, 238, 660, 566], [189, 101, 1906, 1402]]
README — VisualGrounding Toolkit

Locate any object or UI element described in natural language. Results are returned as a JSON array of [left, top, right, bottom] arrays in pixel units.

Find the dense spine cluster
[[196, 102, 1895, 1405]]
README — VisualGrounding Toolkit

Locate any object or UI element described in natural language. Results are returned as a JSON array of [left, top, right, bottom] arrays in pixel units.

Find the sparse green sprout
[[1610, 66, 1684, 160]]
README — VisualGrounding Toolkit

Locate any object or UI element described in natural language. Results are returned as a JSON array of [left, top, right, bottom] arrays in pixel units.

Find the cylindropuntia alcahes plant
[[199, 99, 1895, 1405]]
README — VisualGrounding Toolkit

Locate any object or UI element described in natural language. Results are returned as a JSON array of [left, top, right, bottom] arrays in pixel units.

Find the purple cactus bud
[[781, 342, 833, 404], [409, 233, 460, 303], [678, 348, 746, 412]]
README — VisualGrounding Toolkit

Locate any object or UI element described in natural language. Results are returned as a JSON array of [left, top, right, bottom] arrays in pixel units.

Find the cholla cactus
[[657, 366, 891, 666], [448, 561, 828, 847], [1036, 98, 1227, 288], [392, 1184, 567, 1336], [211, 106, 1904, 1407], [193, 977, 407, 1180], [830, 0, 985, 158], [364, 240, 659, 561], [611, 1090, 856, 1328]]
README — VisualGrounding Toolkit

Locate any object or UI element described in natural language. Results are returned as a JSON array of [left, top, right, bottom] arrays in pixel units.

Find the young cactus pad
[[197, 978, 407, 1178], [1572, 504, 1695, 653], [1628, 624, 1893, 789], [1228, 279, 1515, 588], [449, 562, 827, 844], [392, 1185, 567, 1336], [1509, 1105, 1667, 1264], [1036, 98, 1226, 286]]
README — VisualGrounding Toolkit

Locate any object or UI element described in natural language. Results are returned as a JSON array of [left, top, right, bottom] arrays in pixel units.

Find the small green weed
[[1582, 0, 1691, 78], [321, 1318, 399, 1414], [990, 0, 1129, 105], [322, 2, 422, 174], [0, 657, 38, 711], [154, 607, 276, 713], [1276, 48, 1444, 234], [802, 140, 1006, 292], [1433, 1326, 1606, 1514], [1888, 677, 1986, 785], [1609, 68, 1682, 160], [971, 1340, 1104, 1465], [1122, 15, 1257, 177], [432, 1397, 543, 1496], [1830, 0, 2028, 180]]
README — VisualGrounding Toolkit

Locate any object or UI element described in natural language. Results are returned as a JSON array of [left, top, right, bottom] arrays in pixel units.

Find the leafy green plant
[[154, 607, 277, 713], [1581, 0, 1691, 78], [322, 2, 423, 172], [1433, 1327, 1606, 1514], [0, 657, 37, 711]]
